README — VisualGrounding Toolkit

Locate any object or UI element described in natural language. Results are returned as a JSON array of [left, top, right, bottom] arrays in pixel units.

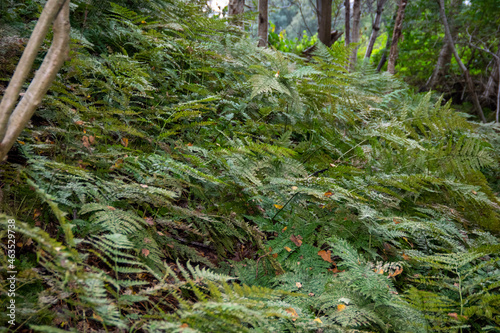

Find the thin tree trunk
[[0, 0, 70, 160], [317, 0, 333, 46], [257, 0, 268, 47], [425, 0, 462, 90], [344, 0, 350, 47], [349, 0, 362, 71], [494, 41, 500, 123], [483, 49, 500, 100], [365, 0, 387, 60], [376, 9, 397, 71], [387, 0, 408, 74], [437, 0, 486, 122]]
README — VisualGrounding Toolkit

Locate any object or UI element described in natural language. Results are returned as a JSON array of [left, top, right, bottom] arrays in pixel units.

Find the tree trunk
[[317, 0, 333, 46], [349, 0, 362, 71], [387, 0, 407, 74], [257, 0, 268, 47], [497, 59, 500, 123], [483, 48, 500, 101], [344, 0, 350, 47], [365, 0, 387, 60], [437, 0, 486, 122], [228, 0, 244, 16], [0, 0, 70, 161], [376, 9, 397, 72], [425, 0, 462, 90]]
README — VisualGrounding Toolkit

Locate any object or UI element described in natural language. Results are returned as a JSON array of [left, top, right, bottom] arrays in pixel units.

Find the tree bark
[[0, 0, 70, 160], [317, 0, 333, 46], [483, 50, 500, 101], [228, 0, 244, 16], [257, 0, 268, 47], [376, 9, 397, 71], [365, 0, 387, 60], [349, 0, 362, 71], [437, 0, 486, 122], [387, 0, 407, 74], [344, 0, 350, 47], [425, 0, 462, 90]]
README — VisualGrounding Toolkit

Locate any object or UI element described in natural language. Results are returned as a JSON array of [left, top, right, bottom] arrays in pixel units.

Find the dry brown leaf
[[388, 266, 403, 278], [318, 250, 334, 263], [82, 136, 90, 149], [142, 248, 150, 257], [121, 137, 129, 147], [290, 234, 303, 247], [285, 307, 298, 321], [295, 282, 302, 289], [284, 246, 292, 252]]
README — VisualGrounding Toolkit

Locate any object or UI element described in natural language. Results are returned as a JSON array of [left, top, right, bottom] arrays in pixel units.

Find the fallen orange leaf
[[318, 250, 334, 263], [388, 266, 403, 278], [337, 304, 346, 311], [324, 191, 333, 197], [121, 137, 129, 147], [274, 204, 284, 209], [284, 246, 292, 252]]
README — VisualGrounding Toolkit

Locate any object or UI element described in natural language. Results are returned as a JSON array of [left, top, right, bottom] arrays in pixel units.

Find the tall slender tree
[[387, 0, 408, 74], [349, 0, 362, 71], [436, 0, 486, 122], [365, 0, 387, 60], [317, 0, 333, 46], [344, 0, 350, 47], [424, 0, 462, 90], [257, 0, 268, 47]]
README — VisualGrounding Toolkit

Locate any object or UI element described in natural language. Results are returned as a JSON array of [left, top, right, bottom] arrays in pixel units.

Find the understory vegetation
[[1, 0, 499, 332]]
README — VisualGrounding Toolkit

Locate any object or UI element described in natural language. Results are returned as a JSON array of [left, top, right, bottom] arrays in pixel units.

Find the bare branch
[[0, 0, 70, 160]]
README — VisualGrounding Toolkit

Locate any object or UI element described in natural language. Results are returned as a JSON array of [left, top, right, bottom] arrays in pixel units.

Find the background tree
[[424, 0, 462, 90], [258, 0, 269, 46], [387, 0, 407, 74], [349, 0, 362, 70], [344, 0, 350, 46], [365, 0, 387, 60], [437, 0, 486, 122], [317, 0, 333, 45], [228, 0, 245, 16]]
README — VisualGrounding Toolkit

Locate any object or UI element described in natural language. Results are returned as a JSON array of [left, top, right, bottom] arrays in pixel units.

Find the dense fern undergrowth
[[1, 1, 500, 332]]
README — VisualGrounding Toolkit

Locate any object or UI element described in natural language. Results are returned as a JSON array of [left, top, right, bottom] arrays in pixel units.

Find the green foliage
[[0, 0, 499, 332], [268, 23, 318, 54]]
